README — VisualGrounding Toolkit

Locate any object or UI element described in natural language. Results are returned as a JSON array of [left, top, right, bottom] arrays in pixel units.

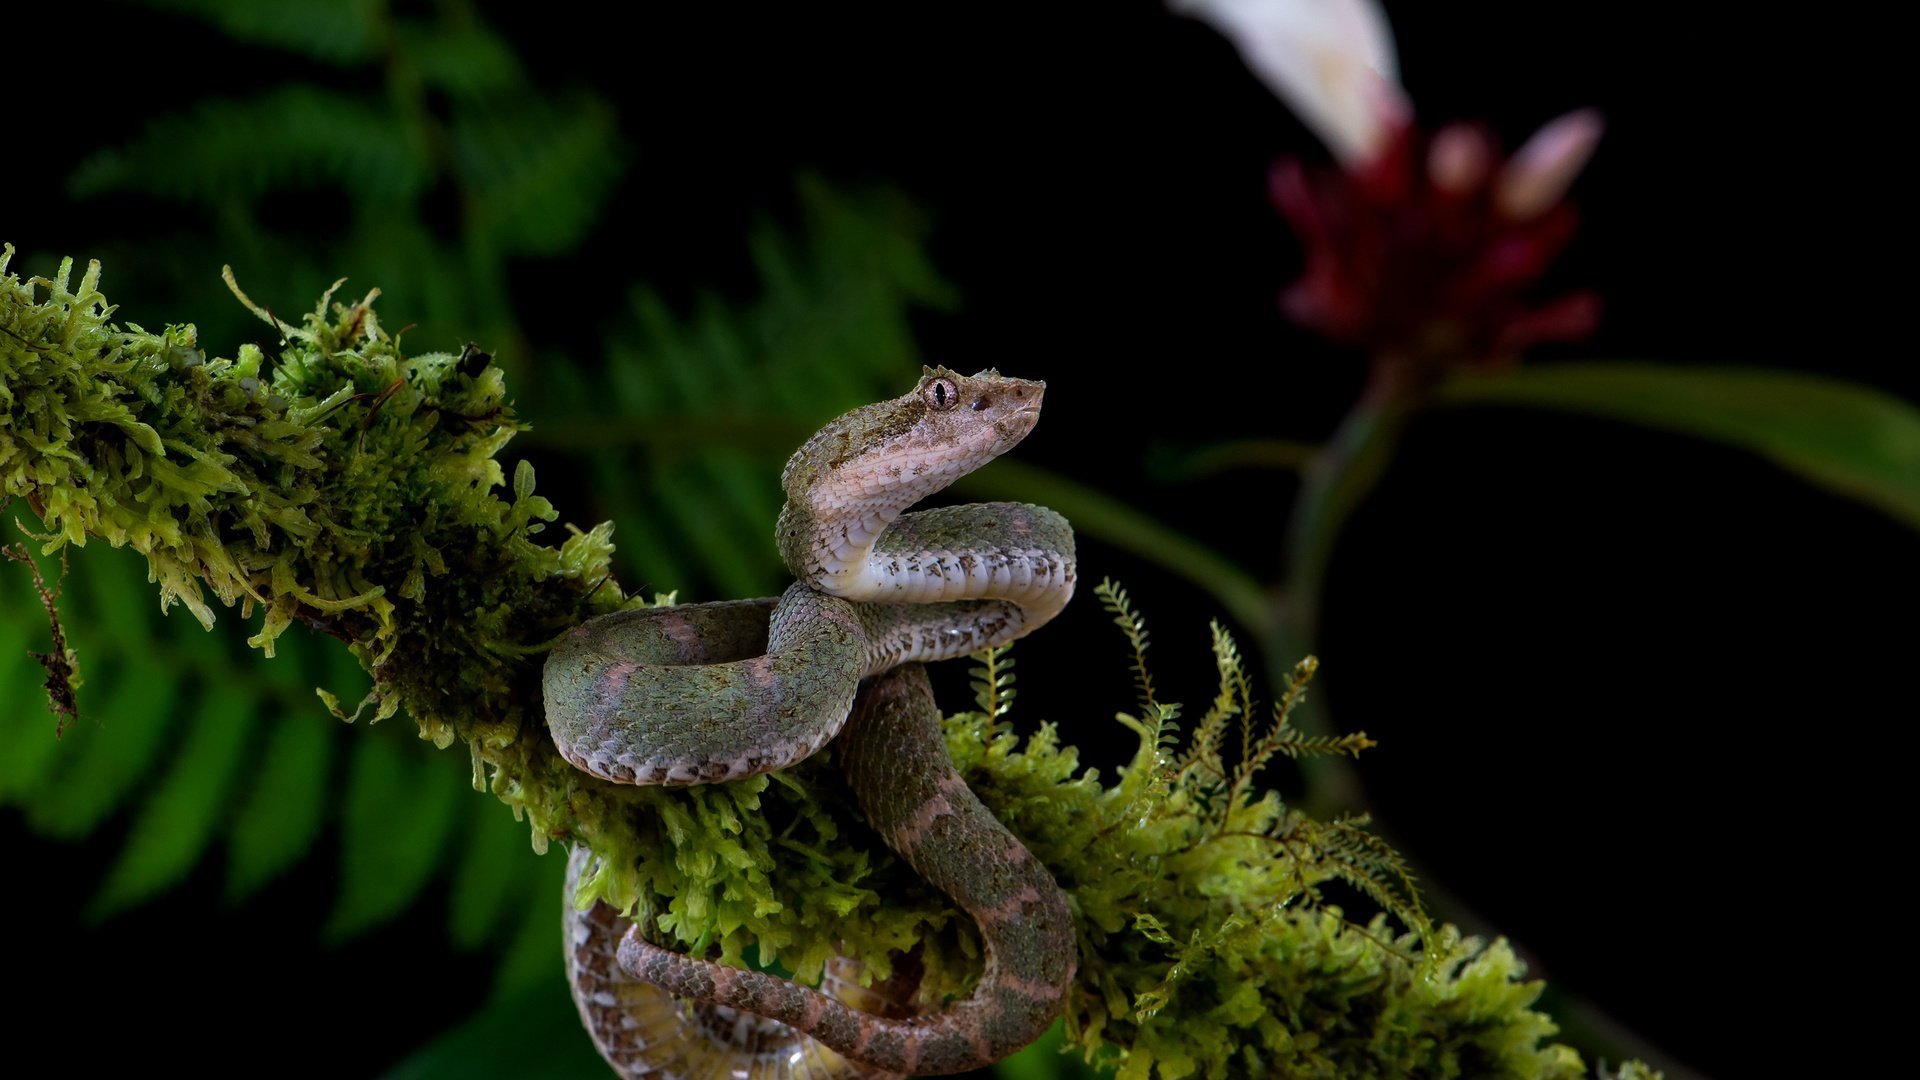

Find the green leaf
[[70, 86, 428, 204], [89, 681, 258, 918], [0, 592, 62, 800], [1439, 363, 1920, 531], [446, 796, 535, 950], [26, 656, 180, 838], [327, 732, 466, 941], [401, 21, 526, 99], [225, 707, 333, 902], [454, 100, 627, 257], [531, 178, 955, 599], [132, 0, 381, 64], [490, 854, 570, 997]]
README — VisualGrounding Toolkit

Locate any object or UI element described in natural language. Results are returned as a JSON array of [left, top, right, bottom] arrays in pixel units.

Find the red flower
[[1272, 111, 1605, 380]]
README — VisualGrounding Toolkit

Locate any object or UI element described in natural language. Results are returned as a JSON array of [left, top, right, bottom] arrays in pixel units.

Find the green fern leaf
[[543, 178, 957, 599], [1272, 729, 1377, 760], [1095, 578, 1161, 715], [225, 705, 335, 903], [70, 87, 428, 204], [24, 656, 179, 839], [130, 0, 381, 65], [88, 681, 258, 918], [446, 795, 539, 950], [1309, 816, 1431, 943], [968, 644, 1017, 720], [455, 100, 628, 257], [490, 854, 572, 996], [327, 730, 467, 942], [400, 21, 526, 100], [0, 591, 65, 798]]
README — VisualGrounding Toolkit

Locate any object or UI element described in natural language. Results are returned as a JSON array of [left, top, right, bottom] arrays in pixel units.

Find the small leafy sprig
[[946, 580, 1580, 1079]]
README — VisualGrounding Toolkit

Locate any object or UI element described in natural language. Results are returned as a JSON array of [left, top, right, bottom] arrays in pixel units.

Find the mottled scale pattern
[[566, 848, 913, 1080], [547, 589, 865, 784], [619, 665, 1077, 1076], [545, 367, 1078, 1078]]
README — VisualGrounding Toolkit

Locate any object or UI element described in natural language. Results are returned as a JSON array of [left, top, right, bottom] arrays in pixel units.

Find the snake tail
[[617, 663, 1077, 1077], [566, 847, 917, 1080]]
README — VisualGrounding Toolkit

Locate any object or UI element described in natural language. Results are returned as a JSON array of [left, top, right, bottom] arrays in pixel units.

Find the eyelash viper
[[544, 366, 1079, 1078]]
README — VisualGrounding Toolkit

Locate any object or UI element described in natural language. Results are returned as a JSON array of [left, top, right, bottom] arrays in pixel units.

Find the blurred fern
[[14, 0, 956, 978], [535, 174, 959, 598], [8, 26, 968, 1058], [3, 174, 956, 988], [69, 0, 624, 373], [0, 543, 547, 958]]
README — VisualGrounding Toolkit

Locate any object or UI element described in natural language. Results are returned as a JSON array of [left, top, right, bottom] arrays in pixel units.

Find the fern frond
[[544, 178, 957, 600], [0, 602, 58, 798], [70, 87, 428, 204], [1274, 729, 1377, 760], [225, 702, 333, 902], [1175, 619, 1244, 787], [327, 728, 469, 942], [447, 792, 546, 950], [400, 21, 528, 100], [88, 680, 258, 918], [454, 98, 628, 257], [1225, 655, 1328, 810], [130, 0, 380, 65], [968, 643, 1017, 740], [1305, 814, 1431, 942], [66, 2, 626, 381], [1094, 578, 1159, 715]]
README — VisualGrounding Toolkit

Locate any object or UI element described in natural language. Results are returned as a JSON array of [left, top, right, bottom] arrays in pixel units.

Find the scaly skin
[[618, 664, 1076, 1076], [564, 845, 912, 1080], [545, 367, 1078, 1078]]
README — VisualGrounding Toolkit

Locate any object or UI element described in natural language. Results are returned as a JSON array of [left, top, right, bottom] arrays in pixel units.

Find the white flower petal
[[1174, 0, 1408, 164]]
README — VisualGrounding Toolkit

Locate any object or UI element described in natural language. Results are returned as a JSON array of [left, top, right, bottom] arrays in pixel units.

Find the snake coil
[[545, 367, 1078, 1078]]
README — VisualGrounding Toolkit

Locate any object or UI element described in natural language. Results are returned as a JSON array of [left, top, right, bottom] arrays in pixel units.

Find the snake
[[543, 366, 1079, 1078]]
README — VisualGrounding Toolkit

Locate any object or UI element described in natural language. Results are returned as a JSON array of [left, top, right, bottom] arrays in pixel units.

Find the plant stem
[[1268, 362, 1417, 815]]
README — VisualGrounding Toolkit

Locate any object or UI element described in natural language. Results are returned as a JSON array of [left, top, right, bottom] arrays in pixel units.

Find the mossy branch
[[2, 251, 1650, 1079]]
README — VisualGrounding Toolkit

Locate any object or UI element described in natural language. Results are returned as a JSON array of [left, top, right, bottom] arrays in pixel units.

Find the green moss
[[939, 587, 1597, 1079], [0, 251, 1655, 1078], [1, 247, 618, 854]]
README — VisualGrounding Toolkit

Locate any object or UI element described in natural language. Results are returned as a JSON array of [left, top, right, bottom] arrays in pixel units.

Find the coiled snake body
[[544, 367, 1078, 1078]]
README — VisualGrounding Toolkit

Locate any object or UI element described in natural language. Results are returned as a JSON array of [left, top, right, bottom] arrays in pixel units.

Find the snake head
[[783, 366, 1046, 510], [914, 364, 1044, 449]]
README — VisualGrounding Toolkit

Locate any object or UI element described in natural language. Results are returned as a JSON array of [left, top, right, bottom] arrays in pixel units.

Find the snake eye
[[923, 376, 959, 412]]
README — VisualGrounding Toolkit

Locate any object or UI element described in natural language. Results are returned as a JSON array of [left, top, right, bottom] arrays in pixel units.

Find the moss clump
[[1, 247, 616, 850], [1, 251, 1650, 1078], [0, 247, 978, 999], [940, 585, 1592, 1079]]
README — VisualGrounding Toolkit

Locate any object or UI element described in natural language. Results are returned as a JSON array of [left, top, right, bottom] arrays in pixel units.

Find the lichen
[[1, 250, 1652, 1078]]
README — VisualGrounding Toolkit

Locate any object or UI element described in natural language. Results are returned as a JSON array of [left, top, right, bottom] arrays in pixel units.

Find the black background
[[3, 3, 1899, 1078]]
